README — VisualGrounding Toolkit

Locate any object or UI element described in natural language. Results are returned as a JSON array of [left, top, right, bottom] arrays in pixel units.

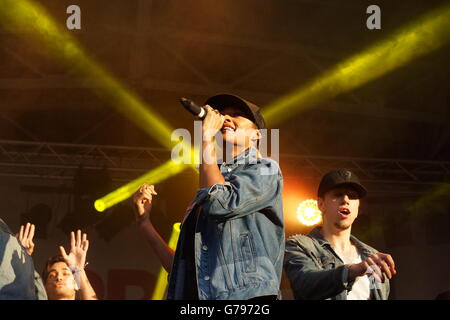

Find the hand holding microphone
[[180, 98, 224, 142]]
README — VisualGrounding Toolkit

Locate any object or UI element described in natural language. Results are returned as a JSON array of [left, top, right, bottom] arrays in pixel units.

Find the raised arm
[[199, 105, 226, 189], [59, 230, 98, 300], [132, 184, 174, 273]]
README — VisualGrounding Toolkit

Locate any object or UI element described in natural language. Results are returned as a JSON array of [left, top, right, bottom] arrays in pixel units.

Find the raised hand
[[17, 222, 35, 255], [132, 184, 174, 274], [132, 184, 157, 224], [59, 230, 89, 269]]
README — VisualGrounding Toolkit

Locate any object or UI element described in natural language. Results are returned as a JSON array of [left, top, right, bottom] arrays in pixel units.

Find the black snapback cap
[[204, 93, 266, 129], [318, 169, 367, 199]]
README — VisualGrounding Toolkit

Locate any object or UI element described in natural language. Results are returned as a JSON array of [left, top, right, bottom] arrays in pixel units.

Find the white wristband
[[69, 263, 88, 290]]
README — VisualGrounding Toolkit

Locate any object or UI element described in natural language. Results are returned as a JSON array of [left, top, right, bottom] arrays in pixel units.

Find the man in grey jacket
[[284, 169, 396, 300]]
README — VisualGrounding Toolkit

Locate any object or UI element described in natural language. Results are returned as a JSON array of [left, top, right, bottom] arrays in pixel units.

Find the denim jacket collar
[[308, 227, 330, 247], [309, 226, 375, 258], [220, 146, 258, 169], [192, 147, 261, 216]]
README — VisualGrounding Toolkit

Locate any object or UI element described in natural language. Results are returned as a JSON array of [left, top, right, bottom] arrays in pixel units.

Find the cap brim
[[204, 94, 259, 127], [338, 182, 367, 198], [319, 182, 367, 199]]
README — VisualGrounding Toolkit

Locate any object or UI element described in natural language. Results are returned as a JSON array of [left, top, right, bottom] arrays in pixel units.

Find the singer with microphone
[[133, 94, 284, 300]]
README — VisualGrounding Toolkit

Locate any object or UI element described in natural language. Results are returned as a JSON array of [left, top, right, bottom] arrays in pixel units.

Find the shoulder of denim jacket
[[253, 157, 282, 175], [257, 156, 280, 166]]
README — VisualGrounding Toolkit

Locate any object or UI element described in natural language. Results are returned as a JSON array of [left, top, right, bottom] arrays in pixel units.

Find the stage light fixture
[[297, 199, 322, 226]]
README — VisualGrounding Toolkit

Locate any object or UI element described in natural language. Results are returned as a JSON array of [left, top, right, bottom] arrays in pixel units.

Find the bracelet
[[70, 266, 82, 274], [69, 262, 89, 273], [69, 263, 88, 290]]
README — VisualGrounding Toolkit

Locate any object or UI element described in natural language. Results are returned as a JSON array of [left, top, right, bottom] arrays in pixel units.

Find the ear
[[317, 196, 325, 214], [252, 129, 261, 142], [353, 199, 360, 219]]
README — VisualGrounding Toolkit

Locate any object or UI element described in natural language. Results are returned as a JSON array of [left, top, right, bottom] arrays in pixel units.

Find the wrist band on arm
[[69, 262, 88, 290]]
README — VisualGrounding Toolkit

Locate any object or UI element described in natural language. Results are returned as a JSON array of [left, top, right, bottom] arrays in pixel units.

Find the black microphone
[[179, 97, 206, 119]]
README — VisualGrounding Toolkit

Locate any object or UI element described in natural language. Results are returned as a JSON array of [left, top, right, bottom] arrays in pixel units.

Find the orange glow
[[296, 199, 322, 226], [282, 177, 318, 231]]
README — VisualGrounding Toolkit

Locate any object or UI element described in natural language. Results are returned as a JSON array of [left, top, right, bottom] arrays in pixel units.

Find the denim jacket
[[167, 147, 284, 300], [0, 219, 47, 300], [284, 227, 390, 300]]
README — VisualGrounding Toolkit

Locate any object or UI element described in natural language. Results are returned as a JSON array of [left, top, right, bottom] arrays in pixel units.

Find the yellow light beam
[[262, 3, 450, 126], [0, 0, 199, 213], [0, 0, 190, 153], [95, 135, 199, 212], [94, 159, 189, 212], [0, 1, 193, 299], [151, 222, 181, 300], [408, 183, 450, 214]]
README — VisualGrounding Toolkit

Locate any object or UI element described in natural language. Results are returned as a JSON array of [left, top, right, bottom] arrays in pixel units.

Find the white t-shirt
[[339, 254, 371, 300]]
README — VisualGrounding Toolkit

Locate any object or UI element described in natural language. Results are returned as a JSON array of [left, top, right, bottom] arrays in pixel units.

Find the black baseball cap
[[204, 94, 266, 129], [317, 169, 367, 199]]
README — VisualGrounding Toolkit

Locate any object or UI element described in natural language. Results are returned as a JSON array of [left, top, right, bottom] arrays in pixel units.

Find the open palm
[[59, 230, 89, 269]]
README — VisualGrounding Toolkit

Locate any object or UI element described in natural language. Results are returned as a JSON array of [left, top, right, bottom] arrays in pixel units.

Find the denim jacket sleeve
[[199, 159, 282, 220], [284, 236, 353, 300]]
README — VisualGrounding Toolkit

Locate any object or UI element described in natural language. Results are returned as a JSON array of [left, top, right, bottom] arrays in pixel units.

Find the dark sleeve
[[284, 238, 354, 300]]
